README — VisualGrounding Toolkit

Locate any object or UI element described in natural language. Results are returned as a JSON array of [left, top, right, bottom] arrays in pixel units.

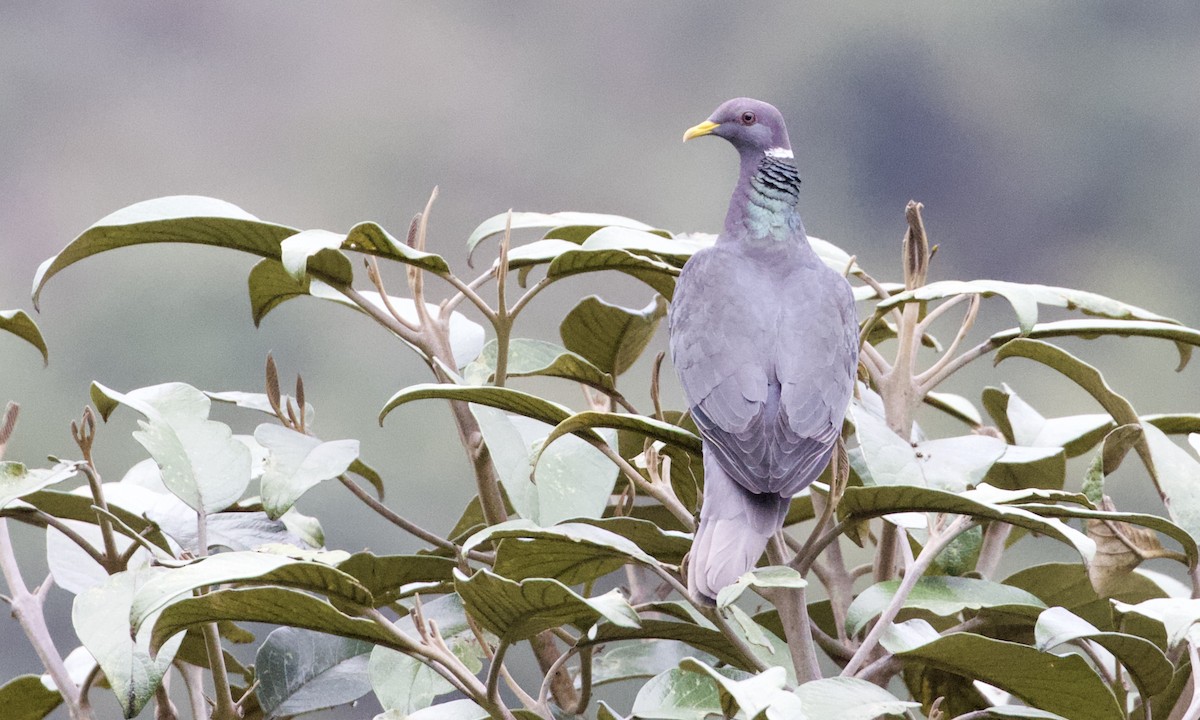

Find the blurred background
[[2, 2, 1198, 715]]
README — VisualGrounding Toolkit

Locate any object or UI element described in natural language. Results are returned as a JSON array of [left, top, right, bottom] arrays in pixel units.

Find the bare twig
[[175, 662, 208, 720], [917, 294, 981, 388], [73, 425, 121, 572], [409, 188, 440, 331], [595, 443, 693, 531], [859, 340, 891, 380], [0, 508, 108, 567], [649, 352, 666, 421], [507, 276, 554, 320], [0, 401, 18, 460], [0, 518, 90, 719], [914, 293, 970, 337], [1181, 640, 1200, 720], [196, 507, 239, 720], [918, 338, 1002, 394], [465, 613, 540, 712], [366, 256, 419, 332], [843, 515, 975, 676], [766, 537, 821, 682], [153, 673, 179, 720], [365, 607, 517, 719], [336, 474, 492, 562], [485, 639, 512, 710], [441, 270, 498, 321], [493, 211, 514, 388], [974, 522, 1011, 580]]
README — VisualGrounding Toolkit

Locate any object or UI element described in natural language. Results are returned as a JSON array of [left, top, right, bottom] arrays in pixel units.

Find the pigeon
[[669, 98, 858, 601]]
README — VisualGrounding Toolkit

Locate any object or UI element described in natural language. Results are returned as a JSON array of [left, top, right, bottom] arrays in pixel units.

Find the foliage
[[2, 192, 1200, 720]]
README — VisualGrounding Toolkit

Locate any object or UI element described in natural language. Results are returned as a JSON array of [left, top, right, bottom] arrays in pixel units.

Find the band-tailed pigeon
[[669, 98, 858, 601]]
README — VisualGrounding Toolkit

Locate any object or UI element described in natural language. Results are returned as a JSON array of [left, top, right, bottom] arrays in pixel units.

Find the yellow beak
[[682, 120, 719, 143]]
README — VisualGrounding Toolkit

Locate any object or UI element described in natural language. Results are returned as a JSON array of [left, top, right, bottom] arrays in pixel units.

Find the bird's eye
[[740, 111, 757, 125]]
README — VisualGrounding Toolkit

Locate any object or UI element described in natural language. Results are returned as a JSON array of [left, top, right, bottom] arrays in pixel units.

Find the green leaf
[[0, 462, 78, 511], [1034, 606, 1173, 698], [596, 702, 621, 720], [33, 196, 300, 308], [279, 228, 354, 285], [994, 342, 1139, 426], [984, 446, 1066, 493], [369, 646, 451, 714], [506, 240, 576, 281], [172, 627, 251, 676], [582, 601, 754, 670], [593, 641, 713, 687], [254, 424, 359, 519], [335, 553, 457, 607], [464, 338, 615, 390], [560, 295, 667, 376], [1142, 422, 1200, 548], [543, 247, 679, 299], [20, 487, 172, 553], [795, 677, 918, 720], [845, 576, 1047, 636], [540, 410, 703, 461], [453, 567, 637, 642], [344, 221, 451, 273], [983, 384, 1113, 457], [849, 406, 1006, 492], [572, 516, 693, 564], [630, 667, 723, 720], [42, 483, 170, 595], [369, 622, 482, 715], [570, 226, 708, 265], [206, 389, 314, 425], [723, 605, 796, 682], [469, 406, 616, 525], [148, 587, 397, 654], [1004, 563, 1170, 632], [467, 519, 659, 584], [925, 391, 983, 426], [71, 568, 184, 717], [932, 707, 1068, 720], [0, 675, 62, 720], [890, 632, 1124, 720], [1113, 596, 1200, 648], [255, 627, 372, 718], [1018, 500, 1198, 568], [879, 280, 1178, 336], [378, 383, 584, 434], [466, 210, 663, 257], [247, 258, 310, 326], [91, 382, 252, 514], [1150, 660, 1197, 720], [379, 698, 535, 720], [1144, 414, 1200, 435], [246, 265, 485, 367], [716, 566, 807, 610], [838, 484, 1096, 560], [989, 320, 1200, 370], [678, 658, 788, 719], [0, 310, 48, 364], [130, 550, 374, 631]]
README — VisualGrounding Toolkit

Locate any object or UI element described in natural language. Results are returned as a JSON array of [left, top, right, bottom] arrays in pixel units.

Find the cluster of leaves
[[3, 192, 1200, 720]]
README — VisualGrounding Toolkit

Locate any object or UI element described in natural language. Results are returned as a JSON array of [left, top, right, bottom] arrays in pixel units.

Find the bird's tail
[[688, 451, 789, 602]]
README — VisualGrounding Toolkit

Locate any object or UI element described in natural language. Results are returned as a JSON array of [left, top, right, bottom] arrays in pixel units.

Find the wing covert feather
[[669, 244, 857, 497]]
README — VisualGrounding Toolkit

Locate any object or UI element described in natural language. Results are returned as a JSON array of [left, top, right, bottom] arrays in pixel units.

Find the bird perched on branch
[[669, 98, 858, 601]]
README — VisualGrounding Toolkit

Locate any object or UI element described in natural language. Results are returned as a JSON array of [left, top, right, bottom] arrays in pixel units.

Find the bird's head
[[682, 97, 792, 159]]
